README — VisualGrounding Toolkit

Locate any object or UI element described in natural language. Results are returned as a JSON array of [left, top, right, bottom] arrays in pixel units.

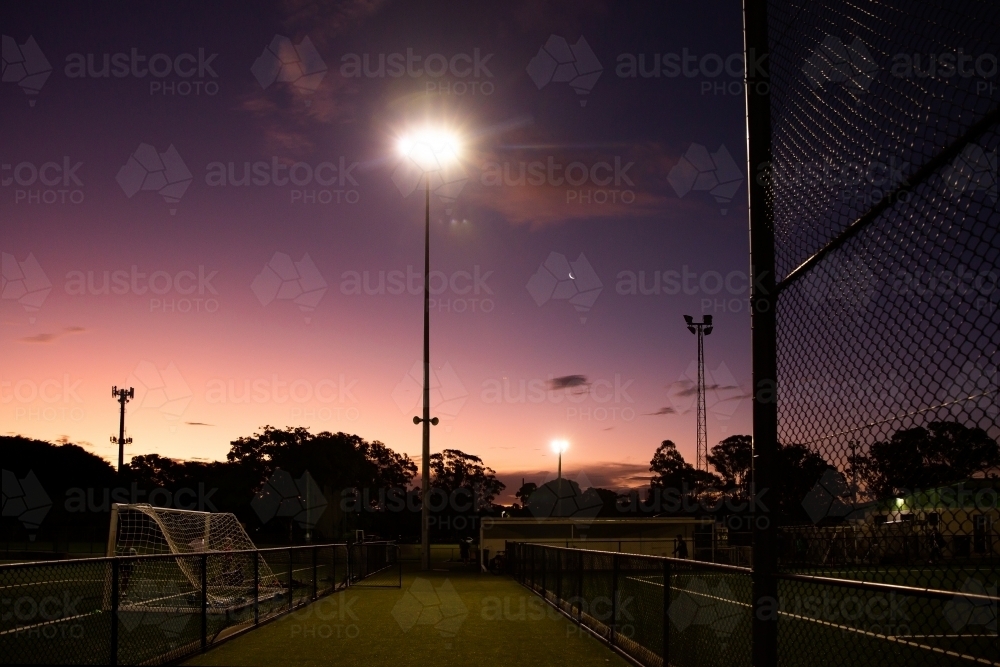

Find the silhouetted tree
[[853, 421, 1000, 499], [514, 481, 537, 508], [702, 435, 832, 520], [592, 487, 626, 516], [707, 434, 753, 498], [649, 440, 719, 496], [0, 436, 117, 539], [429, 449, 505, 508], [226, 426, 416, 493]]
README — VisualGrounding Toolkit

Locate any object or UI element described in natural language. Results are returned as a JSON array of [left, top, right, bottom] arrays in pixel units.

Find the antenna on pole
[[683, 315, 713, 471], [111, 385, 135, 473]]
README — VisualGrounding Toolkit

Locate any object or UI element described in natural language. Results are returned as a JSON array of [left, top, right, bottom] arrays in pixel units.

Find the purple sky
[[1, 0, 755, 498]]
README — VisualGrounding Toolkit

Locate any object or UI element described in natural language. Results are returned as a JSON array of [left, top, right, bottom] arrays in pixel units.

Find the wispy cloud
[[547, 374, 589, 390], [465, 141, 681, 227], [237, 0, 388, 153], [185, 421, 214, 427], [646, 406, 676, 416], [19, 326, 85, 344]]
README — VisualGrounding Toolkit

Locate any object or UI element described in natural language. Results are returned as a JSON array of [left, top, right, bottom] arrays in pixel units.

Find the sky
[[0, 0, 756, 498]]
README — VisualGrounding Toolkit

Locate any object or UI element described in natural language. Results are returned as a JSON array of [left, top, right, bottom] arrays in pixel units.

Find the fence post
[[662, 559, 671, 666], [611, 554, 619, 646], [110, 559, 119, 666], [347, 544, 353, 586], [200, 553, 208, 651], [556, 548, 562, 605], [541, 547, 547, 598], [287, 548, 294, 611], [332, 546, 338, 591], [253, 552, 259, 625], [744, 1, 778, 665], [577, 550, 584, 624], [312, 547, 318, 600]]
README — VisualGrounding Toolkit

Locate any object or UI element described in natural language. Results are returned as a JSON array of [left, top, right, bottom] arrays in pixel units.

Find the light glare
[[397, 128, 461, 165]]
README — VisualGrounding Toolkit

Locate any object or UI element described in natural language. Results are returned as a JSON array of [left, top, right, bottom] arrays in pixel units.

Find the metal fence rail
[[0, 541, 395, 665], [508, 542, 1000, 666], [507, 542, 755, 667], [742, 0, 1000, 665], [349, 541, 402, 588]]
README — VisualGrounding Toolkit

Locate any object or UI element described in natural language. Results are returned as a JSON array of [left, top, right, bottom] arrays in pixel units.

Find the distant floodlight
[[682, 316, 715, 472]]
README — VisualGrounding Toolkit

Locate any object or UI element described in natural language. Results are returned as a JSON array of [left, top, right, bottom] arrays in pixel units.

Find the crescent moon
[[568, 272, 575, 279]]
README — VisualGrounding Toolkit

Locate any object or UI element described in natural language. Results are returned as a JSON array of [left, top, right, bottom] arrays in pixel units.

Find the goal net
[[107, 503, 284, 609]]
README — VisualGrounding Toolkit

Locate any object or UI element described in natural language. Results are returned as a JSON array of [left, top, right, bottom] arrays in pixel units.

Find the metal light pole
[[398, 129, 459, 571], [683, 315, 713, 471], [551, 440, 568, 489], [413, 175, 439, 571], [111, 386, 134, 472]]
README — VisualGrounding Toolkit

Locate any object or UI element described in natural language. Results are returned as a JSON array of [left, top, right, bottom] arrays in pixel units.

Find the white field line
[[0, 577, 106, 591], [1, 563, 318, 593], [0, 610, 100, 637], [626, 576, 999, 667]]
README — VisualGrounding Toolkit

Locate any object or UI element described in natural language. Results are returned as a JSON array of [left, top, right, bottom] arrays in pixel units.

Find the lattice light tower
[[684, 315, 713, 471], [111, 386, 134, 472]]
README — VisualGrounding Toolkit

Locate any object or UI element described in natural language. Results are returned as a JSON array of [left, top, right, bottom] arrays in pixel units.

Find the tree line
[[2, 419, 996, 546]]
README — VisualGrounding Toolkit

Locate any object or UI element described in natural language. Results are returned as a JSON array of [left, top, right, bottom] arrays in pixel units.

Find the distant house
[[864, 477, 998, 558], [782, 477, 998, 565]]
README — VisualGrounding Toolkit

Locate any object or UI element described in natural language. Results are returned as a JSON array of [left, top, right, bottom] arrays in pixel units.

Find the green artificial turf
[[184, 563, 630, 667]]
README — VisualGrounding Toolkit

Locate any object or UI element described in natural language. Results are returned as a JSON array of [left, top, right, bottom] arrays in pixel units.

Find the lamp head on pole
[[683, 314, 713, 335], [397, 128, 462, 171]]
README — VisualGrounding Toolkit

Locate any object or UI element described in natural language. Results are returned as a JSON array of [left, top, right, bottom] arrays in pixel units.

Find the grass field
[[3, 549, 995, 667], [611, 569, 998, 667], [0, 551, 341, 665], [184, 562, 631, 667]]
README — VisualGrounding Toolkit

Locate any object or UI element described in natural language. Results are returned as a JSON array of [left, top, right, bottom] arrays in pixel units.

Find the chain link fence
[[761, 0, 999, 665], [507, 542, 753, 667], [0, 542, 394, 665], [506, 3, 1000, 665], [349, 542, 402, 587]]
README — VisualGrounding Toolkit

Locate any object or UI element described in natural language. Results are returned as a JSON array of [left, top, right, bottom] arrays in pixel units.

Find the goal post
[[105, 503, 284, 610]]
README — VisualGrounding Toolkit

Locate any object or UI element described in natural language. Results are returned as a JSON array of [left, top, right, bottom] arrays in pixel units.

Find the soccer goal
[[106, 503, 284, 610]]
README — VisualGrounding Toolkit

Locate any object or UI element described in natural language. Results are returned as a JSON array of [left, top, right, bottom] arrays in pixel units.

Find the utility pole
[[111, 386, 134, 472], [683, 315, 714, 471]]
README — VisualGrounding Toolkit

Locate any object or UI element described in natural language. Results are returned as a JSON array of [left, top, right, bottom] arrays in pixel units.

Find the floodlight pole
[[683, 317, 713, 472], [422, 176, 431, 570], [413, 176, 440, 571], [111, 386, 134, 473]]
